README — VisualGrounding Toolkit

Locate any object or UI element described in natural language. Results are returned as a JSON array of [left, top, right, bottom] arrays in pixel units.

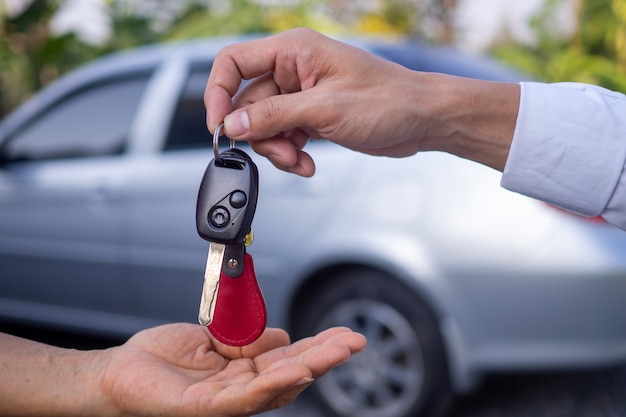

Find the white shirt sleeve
[[501, 81, 626, 230]]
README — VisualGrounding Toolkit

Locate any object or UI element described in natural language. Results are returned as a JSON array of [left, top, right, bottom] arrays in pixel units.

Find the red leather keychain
[[208, 253, 266, 346], [195, 124, 266, 346]]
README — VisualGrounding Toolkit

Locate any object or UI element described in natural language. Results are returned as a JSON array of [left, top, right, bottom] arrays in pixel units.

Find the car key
[[196, 143, 257, 328], [195, 124, 266, 346]]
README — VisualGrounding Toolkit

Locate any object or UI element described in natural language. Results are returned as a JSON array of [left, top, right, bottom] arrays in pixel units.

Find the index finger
[[204, 35, 283, 134]]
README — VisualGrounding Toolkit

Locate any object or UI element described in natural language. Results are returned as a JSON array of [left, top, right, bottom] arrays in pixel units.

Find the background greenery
[[1, 0, 625, 117], [493, 0, 626, 92]]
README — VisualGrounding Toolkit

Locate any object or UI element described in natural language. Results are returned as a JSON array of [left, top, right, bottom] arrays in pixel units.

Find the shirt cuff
[[501, 81, 626, 227]]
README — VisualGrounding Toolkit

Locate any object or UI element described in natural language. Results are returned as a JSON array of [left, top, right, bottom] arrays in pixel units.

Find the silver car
[[1, 37, 626, 417]]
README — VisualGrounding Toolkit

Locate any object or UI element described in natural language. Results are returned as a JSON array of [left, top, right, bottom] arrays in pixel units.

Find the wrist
[[410, 72, 520, 171], [0, 333, 117, 417], [54, 347, 117, 417]]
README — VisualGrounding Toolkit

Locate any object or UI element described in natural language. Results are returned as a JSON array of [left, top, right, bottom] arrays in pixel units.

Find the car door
[[0, 73, 152, 334], [125, 63, 214, 325]]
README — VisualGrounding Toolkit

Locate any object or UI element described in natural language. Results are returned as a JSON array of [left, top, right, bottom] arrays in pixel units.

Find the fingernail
[[267, 153, 283, 167], [224, 111, 250, 137], [296, 377, 314, 386], [288, 165, 306, 177]]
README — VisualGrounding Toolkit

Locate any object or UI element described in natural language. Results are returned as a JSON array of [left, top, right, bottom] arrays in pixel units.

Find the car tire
[[291, 268, 452, 417]]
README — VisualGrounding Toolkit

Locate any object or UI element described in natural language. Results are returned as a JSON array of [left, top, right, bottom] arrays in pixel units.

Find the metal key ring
[[213, 123, 236, 164]]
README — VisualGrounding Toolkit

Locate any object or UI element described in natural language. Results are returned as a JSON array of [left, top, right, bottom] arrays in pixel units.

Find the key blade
[[198, 242, 226, 326]]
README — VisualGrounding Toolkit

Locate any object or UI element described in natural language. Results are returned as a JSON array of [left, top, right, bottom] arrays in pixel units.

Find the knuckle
[[256, 97, 283, 129]]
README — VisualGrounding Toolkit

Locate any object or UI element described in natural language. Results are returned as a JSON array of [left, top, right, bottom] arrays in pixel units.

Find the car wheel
[[291, 268, 452, 417]]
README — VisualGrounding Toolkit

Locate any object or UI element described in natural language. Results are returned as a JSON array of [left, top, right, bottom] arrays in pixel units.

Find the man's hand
[[205, 28, 519, 175], [205, 28, 435, 176]]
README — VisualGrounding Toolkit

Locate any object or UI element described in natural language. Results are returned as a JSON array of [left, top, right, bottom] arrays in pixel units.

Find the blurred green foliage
[[4, 0, 626, 118], [1, 1, 92, 116], [0, 0, 172, 116], [493, 0, 626, 92], [1, 0, 457, 117]]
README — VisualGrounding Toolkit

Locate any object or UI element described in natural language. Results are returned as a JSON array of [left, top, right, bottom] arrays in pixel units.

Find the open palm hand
[[99, 323, 366, 417]]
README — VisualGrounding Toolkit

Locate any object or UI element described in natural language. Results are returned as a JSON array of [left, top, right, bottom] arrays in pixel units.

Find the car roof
[[0, 35, 526, 140], [24, 33, 526, 83]]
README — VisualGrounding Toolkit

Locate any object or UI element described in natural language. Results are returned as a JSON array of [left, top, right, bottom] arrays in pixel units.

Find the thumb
[[223, 91, 317, 141], [223, 109, 251, 138]]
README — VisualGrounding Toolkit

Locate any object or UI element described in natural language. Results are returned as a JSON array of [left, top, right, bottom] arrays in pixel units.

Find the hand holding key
[[196, 124, 266, 346], [205, 28, 519, 175]]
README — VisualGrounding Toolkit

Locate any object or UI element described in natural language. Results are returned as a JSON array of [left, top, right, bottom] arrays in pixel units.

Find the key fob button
[[209, 206, 230, 228], [230, 190, 247, 209]]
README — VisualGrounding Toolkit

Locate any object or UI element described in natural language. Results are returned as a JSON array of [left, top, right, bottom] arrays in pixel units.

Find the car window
[[3, 74, 151, 161], [164, 63, 327, 152], [164, 66, 213, 151]]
